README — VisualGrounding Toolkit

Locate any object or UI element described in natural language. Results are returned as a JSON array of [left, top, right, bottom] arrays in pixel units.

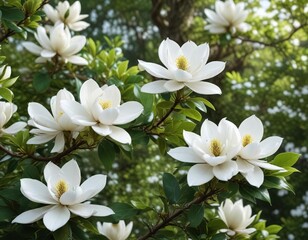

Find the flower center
[[242, 134, 253, 147], [210, 139, 222, 157], [176, 55, 189, 70], [55, 180, 68, 198], [99, 100, 112, 110]]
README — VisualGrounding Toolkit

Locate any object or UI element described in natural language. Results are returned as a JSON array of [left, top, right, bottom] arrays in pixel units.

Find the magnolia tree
[[0, 0, 302, 239]]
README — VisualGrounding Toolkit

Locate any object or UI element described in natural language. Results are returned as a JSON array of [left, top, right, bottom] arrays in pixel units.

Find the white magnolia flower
[[218, 199, 256, 236], [236, 115, 284, 187], [27, 89, 84, 153], [22, 23, 87, 65], [139, 38, 225, 95], [43, 1, 89, 31], [61, 79, 144, 144], [0, 65, 11, 80], [12, 160, 114, 232], [97, 220, 133, 240], [168, 118, 241, 186], [0, 101, 26, 135], [204, 0, 249, 34]]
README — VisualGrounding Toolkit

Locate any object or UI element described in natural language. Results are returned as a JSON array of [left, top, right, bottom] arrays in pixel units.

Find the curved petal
[[141, 80, 168, 94], [158, 39, 169, 68], [239, 143, 261, 160], [22, 42, 42, 55], [59, 186, 83, 205], [108, 126, 131, 144], [114, 102, 143, 125], [98, 108, 119, 125], [164, 80, 185, 92], [236, 158, 254, 173], [51, 132, 65, 153], [12, 205, 53, 224], [192, 61, 226, 81], [172, 69, 192, 82], [239, 115, 263, 143], [213, 160, 238, 181], [204, 9, 229, 26], [61, 100, 96, 126], [205, 24, 227, 34], [43, 205, 70, 231], [69, 21, 90, 31], [258, 137, 283, 158], [185, 81, 222, 95], [168, 147, 204, 163], [165, 38, 181, 64], [2, 122, 26, 134], [41, 49, 56, 58], [200, 119, 219, 141], [61, 160, 81, 187], [79, 79, 103, 111], [187, 164, 214, 186], [183, 130, 201, 147], [50, 24, 70, 52], [242, 166, 264, 187], [249, 160, 284, 171], [68, 203, 94, 218], [189, 43, 209, 73], [28, 102, 59, 130], [66, 55, 88, 65], [138, 60, 172, 79], [83, 204, 114, 217], [43, 4, 59, 22], [204, 155, 227, 166], [20, 179, 57, 204], [80, 174, 107, 202], [44, 161, 61, 187], [61, 36, 86, 56], [36, 26, 52, 50], [92, 124, 111, 136], [27, 134, 57, 145]]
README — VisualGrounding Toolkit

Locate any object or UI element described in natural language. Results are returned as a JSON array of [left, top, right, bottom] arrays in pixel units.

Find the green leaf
[[32, 72, 52, 93], [191, 97, 215, 110], [1, 7, 25, 21], [110, 202, 139, 220], [162, 173, 181, 204], [212, 233, 227, 240], [0, 87, 14, 101], [187, 204, 204, 227], [2, 19, 22, 32], [118, 61, 128, 76], [180, 108, 202, 121], [239, 185, 271, 204], [266, 224, 282, 234], [53, 223, 72, 240], [98, 140, 115, 171], [270, 152, 301, 167]]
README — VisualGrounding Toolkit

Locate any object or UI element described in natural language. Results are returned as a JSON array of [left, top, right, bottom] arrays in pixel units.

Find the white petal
[[213, 161, 238, 181], [165, 38, 181, 63], [236, 158, 254, 173], [164, 80, 185, 92], [192, 61, 226, 81], [258, 137, 283, 158], [20, 179, 57, 204], [2, 122, 26, 134], [158, 39, 169, 68], [183, 130, 201, 147], [205, 24, 227, 34], [66, 55, 88, 65], [242, 166, 264, 187], [68, 203, 94, 218], [22, 42, 43, 55], [187, 164, 214, 186], [98, 108, 119, 125], [61, 159, 81, 187], [27, 134, 57, 145], [204, 155, 227, 166], [189, 43, 209, 73], [43, 205, 70, 231], [61, 35, 86, 56], [204, 9, 229, 26], [168, 147, 204, 163], [240, 143, 261, 160], [43, 4, 59, 23], [84, 204, 114, 217], [12, 205, 53, 224], [114, 102, 143, 125], [41, 49, 56, 58], [239, 115, 264, 143], [69, 21, 90, 31], [185, 81, 222, 95], [141, 80, 168, 94], [79, 79, 103, 111], [92, 124, 111, 136], [51, 132, 65, 153], [108, 126, 131, 144], [138, 60, 172, 79], [44, 161, 61, 187], [36, 26, 52, 50], [200, 119, 219, 141], [172, 69, 192, 82], [80, 174, 107, 202], [249, 160, 284, 171], [50, 24, 70, 52], [181, 40, 198, 62], [61, 100, 96, 126], [28, 102, 59, 130]]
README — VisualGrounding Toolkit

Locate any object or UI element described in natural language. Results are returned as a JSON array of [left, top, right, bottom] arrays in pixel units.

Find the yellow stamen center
[[99, 100, 112, 110], [210, 139, 222, 157], [55, 180, 68, 198], [176, 55, 189, 70], [242, 134, 253, 147]]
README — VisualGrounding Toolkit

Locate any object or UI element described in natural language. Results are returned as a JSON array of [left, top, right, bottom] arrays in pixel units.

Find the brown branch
[[0, 144, 23, 158], [138, 188, 219, 240], [0, 0, 49, 42]]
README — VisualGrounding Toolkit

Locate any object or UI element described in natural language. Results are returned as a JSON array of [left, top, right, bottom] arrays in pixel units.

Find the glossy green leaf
[[187, 204, 204, 227], [270, 152, 301, 167], [53, 223, 72, 240], [98, 140, 115, 171], [110, 202, 139, 220], [32, 72, 52, 93], [162, 173, 181, 204], [0, 87, 13, 101]]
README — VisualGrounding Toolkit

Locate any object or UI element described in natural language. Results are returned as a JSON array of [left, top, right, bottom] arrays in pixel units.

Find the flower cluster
[[23, 1, 88, 65], [168, 115, 284, 187], [204, 0, 249, 34]]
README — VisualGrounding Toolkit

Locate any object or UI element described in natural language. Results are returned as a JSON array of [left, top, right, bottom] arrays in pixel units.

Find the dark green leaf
[[32, 72, 52, 93], [53, 223, 72, 240], [187, 204, 204, 227], [98, 140, 115, 171], [110, 202, 139, 220], [1, 7, 25, 21], [162, 173, 181, 204]]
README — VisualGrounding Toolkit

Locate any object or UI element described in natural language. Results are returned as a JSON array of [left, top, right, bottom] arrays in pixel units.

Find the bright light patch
[[99, 100, 112, 110]]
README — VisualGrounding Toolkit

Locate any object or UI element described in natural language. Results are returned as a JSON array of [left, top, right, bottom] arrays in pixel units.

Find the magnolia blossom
[[0, 101, 26, 135], [168, 118, 240, 186], [61, 79, 143, 144], [204, 0, 249, 34], [139, 38, 225, 95], [12, 160, 114, 231], [236, 115, 284, 187], [22, 23, 87, 65], [0, 65, 11, 81], [218, 199, 256, 236], [97, 220, 133, 240], [27, 89, 83, 153], [43, 1, 89, 31]]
